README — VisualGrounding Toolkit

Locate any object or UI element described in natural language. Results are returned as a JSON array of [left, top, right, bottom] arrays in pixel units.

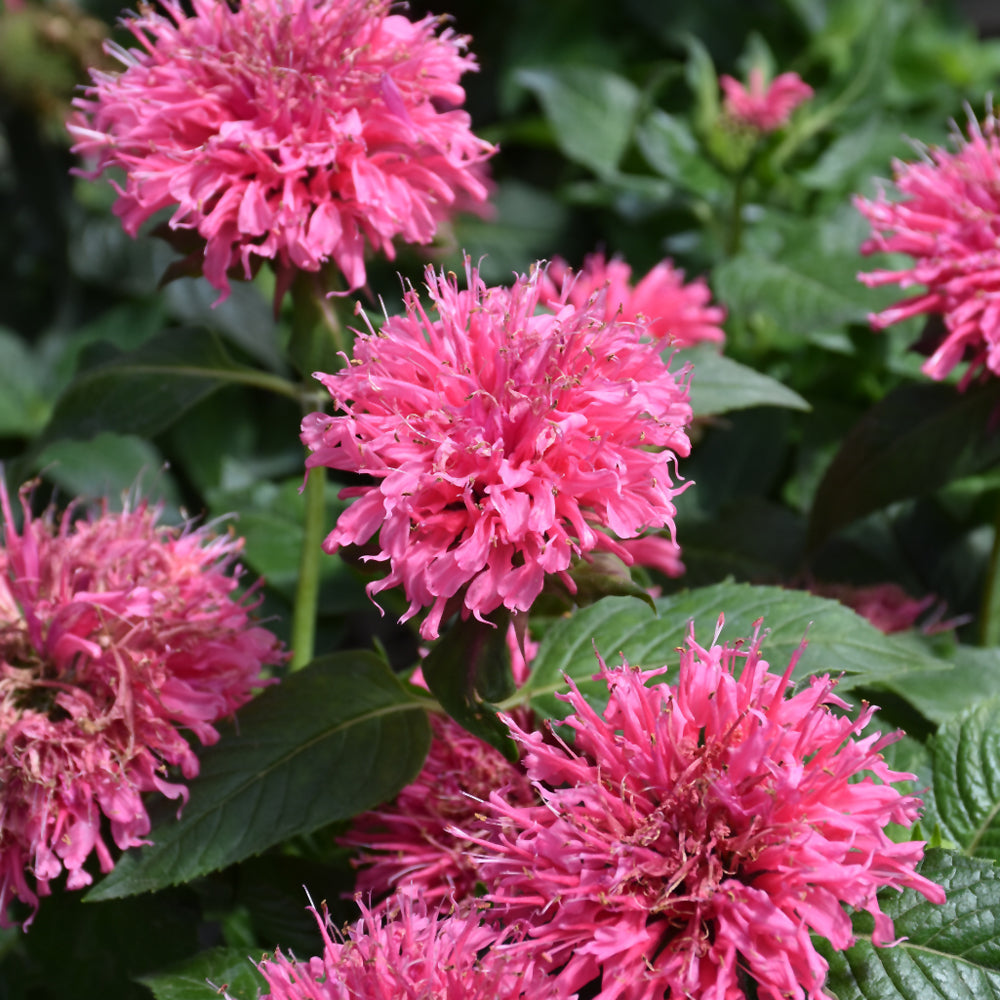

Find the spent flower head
[[0, 485, 284, 925], [68, 0, 494, 303], [720, 67, 813, 133], [301, 260, 693, 639], [468, 620, 944, 1000]]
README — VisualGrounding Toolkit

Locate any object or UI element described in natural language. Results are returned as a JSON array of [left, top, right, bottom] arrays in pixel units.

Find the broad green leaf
[[514, 66, 641, 177], [0, 328, 50, 435], [820, 850, 1000, 1000], [523, 583, 945, 719], [680, 33, 719, 138], [887, 645, 1000, 724], [139, 947, 266, 1000], [87, 652, 431, 899], [807, 380, 1000, 549], [635, 109, 727, 198], [680, 345, 810, 416]]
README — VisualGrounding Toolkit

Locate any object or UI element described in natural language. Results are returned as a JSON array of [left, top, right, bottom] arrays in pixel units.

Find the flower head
[[856, 109, 1000, 386], [0, 485, 284, 925], [256, 895, 571, 1000], [538, 253, 726, 348], [68, 0, 494, 302], [301, 261, 693, 639], [720, 67, 813, 133], [469, 621, 944, 1000]]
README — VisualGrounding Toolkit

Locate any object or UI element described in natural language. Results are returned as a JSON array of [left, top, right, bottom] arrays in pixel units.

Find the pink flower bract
[[68, 0, 495, 302], [856, 110, 1000, 386], [720, 68, 813, 133], [0, 486, 284, 925], [301, 261, 693, 639], [539, 253, 726, 348], [470, 620, 944, 1000]]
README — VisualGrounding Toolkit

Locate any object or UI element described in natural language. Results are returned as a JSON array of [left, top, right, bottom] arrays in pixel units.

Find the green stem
[[979, 492, 1000, 646], [725, 170, 746, 258], [290, 462, 326, 670]]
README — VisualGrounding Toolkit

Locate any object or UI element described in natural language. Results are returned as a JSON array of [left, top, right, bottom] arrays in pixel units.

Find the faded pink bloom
[[255, 895, 572, 1000], [808, 581, 941, 634], [0, 486, 284, 925], [301, 261, 693, 639], [856, 110, 1000, 386], [720, 67, 813, 133], [68, 0, 494, 303], [469, 620, 944, 1000], [539, 253, 726, 348]]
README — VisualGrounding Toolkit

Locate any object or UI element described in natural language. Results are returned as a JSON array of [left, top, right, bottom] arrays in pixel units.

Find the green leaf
[[0, 328, 50, 435], [87, 652, 431, 900], [886, 645, 1000, 724], [679, 344, 810, 416], [635, 109, 727, 198], [808, 380, 1000, 549], [514, 66, 641, 177], [522, 583, 945, 719], [139, 947, 266, 1000], [821, 850, 1000, 1000]]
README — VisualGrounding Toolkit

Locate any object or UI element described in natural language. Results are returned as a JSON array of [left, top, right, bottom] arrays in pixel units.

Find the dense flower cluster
[[0, 487, 284, 925], [68, 0, 494, 302], [538, 253, 726, 348], [302, 261, 693, 639], [720, 68, 813, 133], [256, 895, 571, 1000], [468, 622, 944, 1000], [856, 110, 1000, 386]]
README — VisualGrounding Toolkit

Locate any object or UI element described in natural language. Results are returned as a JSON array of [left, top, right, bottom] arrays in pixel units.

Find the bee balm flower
[[68, 0, 495, 302], [720, 68, 813, 133], [301, 261, 693, 639], [469, 622, 945, 1000], [0, 486, 284, 926]]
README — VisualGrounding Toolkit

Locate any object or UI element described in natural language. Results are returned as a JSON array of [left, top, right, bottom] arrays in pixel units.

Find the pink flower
[[68, 0, 494, 303], [539, 253, 726, 348], [469, 621, 945, 1000], [856, 111, 1000, 386], [720, 68, 813, 133], [0, 486, 285, 925], [807, 581, 943, 634], [255, 895, 572, 1000], [301, 260, 693, 639]]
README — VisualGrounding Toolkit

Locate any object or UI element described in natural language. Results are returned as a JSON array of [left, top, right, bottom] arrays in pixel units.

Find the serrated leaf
[[808, 380, 1000, 549], [139, 947, 266, 1000], [514, 66, 640, 177], [679, 345, 810, 415], [820, 850, 1000, 1000], [886, 645, 1000, 724], [523, 583, 945, 719], [87, 652, 431, 900]]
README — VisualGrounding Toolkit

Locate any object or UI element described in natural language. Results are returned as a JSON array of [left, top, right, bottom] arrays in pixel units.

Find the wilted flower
[[68, 0, 494, 303], [856, 109, 1000, 386], [256, 894, 571, 1000], [301, 260, 693, 639], [469, 620, 944, 1000], [720, 67, 813, 133], [0, 486, 284, 925], [538, 253, 726, 348]]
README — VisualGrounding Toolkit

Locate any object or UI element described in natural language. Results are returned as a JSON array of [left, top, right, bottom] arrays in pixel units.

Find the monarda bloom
[[856, 110, 1000, 386], [0, 487, 284, 925], [720, 67, 813, 133], [301, 261, 693, 639], [538, 253, 726, 348], [469, 621, 945, 1000], [256, 895, 572, 1000], [68, 0, 494, 302]]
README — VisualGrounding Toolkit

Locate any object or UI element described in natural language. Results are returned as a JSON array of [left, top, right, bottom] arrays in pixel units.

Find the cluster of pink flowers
[[463, 621, 943, 1000], [302, 261, 693, 639], [856, 109, 1000, 387], [256, 895, 571, 1000], [68, 0, 494, 302], [720, 67, 813, 133], [538, 252, 726, 348], [0, 487, 284, 925]]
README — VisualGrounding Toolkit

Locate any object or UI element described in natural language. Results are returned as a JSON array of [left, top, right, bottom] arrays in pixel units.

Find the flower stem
[[290, 463, 326, 670], [979, 491, 1000, 646]]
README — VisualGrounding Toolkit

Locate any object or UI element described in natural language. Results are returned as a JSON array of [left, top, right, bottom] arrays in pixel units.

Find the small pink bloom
[[68, 0, 494, 303], [255, 895, 572, 1000], [720, 67, 813, 133], [0, 486, 285, 925], [539, 253, 726, 348], [468, 620, 944, 1000], [807, 581, 953, 634], [856, 110, 1000, 387], [301, 260, 693, 639]]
